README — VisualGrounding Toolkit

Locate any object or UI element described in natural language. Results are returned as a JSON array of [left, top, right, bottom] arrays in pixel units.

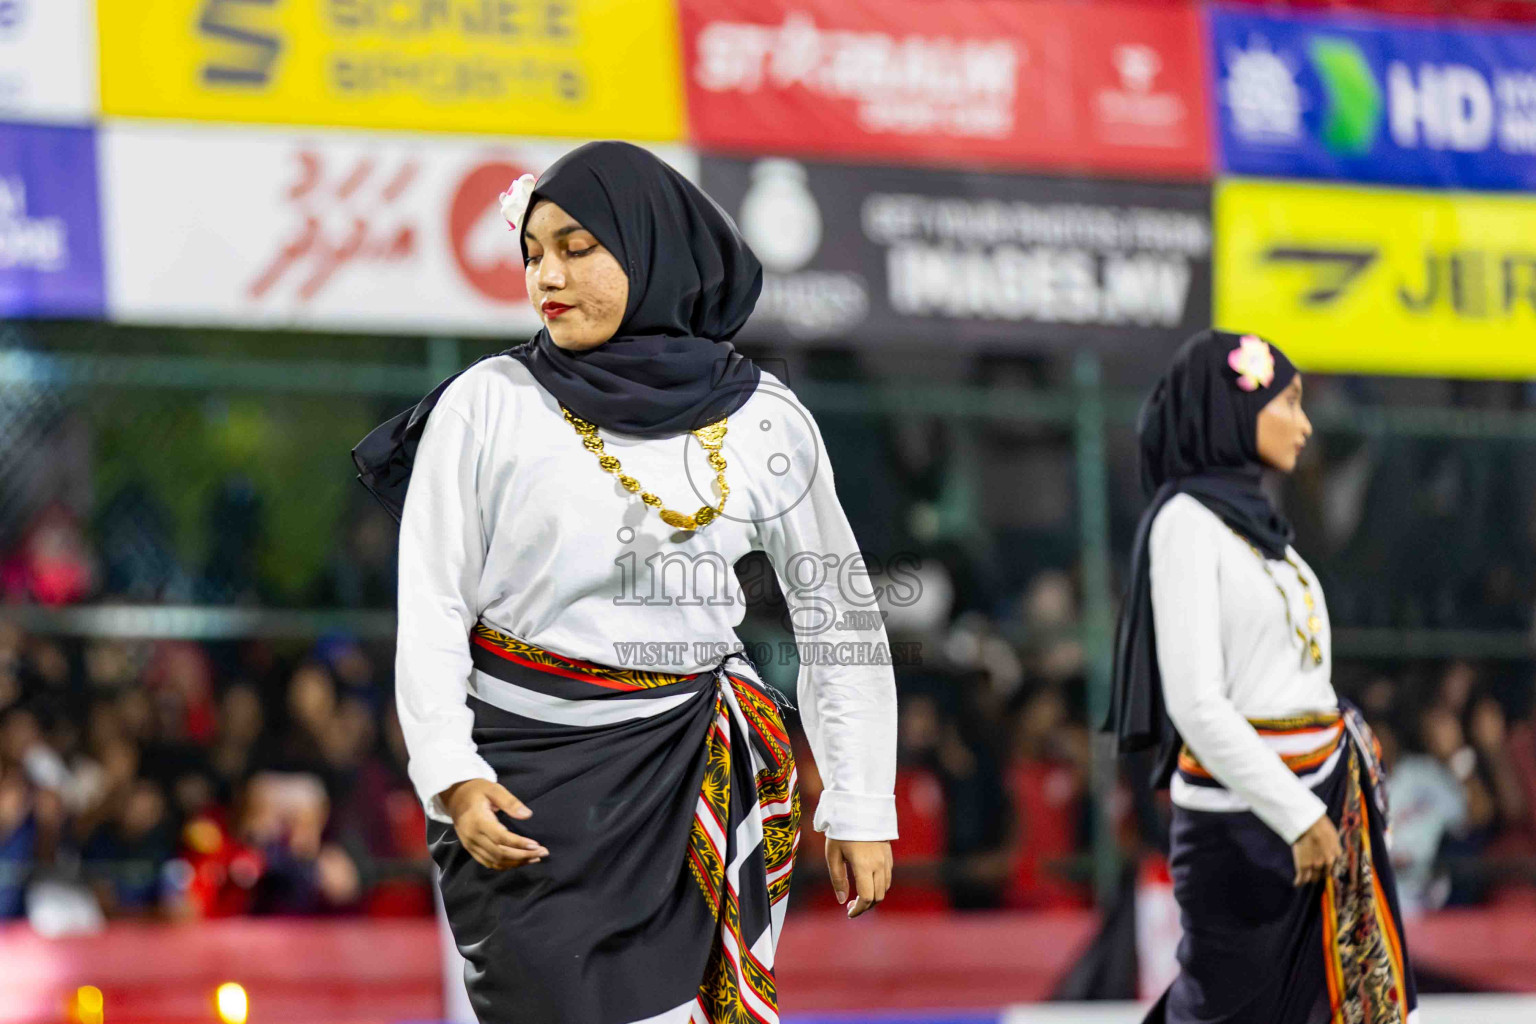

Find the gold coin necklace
[[562, 405, 730, 531], [1228, 527, 1325, 667]]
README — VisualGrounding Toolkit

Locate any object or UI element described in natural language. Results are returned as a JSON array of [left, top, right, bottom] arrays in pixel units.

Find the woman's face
[[523, 199, 630, 352], [1255, 374, 1312, 473]]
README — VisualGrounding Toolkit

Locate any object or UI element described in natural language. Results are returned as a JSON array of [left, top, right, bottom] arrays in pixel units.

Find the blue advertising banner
[[1209, 6, 1536, 190], [0, 122, 104, 318]]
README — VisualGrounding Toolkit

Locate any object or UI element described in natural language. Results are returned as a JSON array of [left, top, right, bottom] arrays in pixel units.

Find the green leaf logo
[[1309, 37, 1381, 156]]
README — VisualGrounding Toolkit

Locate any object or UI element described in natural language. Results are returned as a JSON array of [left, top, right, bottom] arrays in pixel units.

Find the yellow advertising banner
[[97, 0, 684, 140], [1215, 178, 1536, 378]]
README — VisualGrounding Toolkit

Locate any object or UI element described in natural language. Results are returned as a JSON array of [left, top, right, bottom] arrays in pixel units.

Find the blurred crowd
[[0, 590, 1104, 927], [859, 607, 1536, 918], [6, 358, 1536, 925], [1349, 660, 1536, 914], [0, 621, 430, 928], [8, 559, 1535, 928]]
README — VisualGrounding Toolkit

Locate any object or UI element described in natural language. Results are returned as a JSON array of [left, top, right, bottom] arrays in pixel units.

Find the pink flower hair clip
[[498, 173, 538, 234], [1228, 335, 1276, 392]]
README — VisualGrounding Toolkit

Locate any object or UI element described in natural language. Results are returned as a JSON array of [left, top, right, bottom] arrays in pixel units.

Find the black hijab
[[352, 141, 764, 521], [1103, 329, 1299, 785]]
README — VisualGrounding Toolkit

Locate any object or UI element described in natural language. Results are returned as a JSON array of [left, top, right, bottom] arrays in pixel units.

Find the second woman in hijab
[[1105, 331, 1417, 1024], [359, 142, 897, 1024]]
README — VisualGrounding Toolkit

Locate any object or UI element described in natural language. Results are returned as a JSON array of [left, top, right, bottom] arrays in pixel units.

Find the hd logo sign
[[1215, 178, 1536, 378], [1211, 7, 1536, 191], [96, 0, 686, 139]]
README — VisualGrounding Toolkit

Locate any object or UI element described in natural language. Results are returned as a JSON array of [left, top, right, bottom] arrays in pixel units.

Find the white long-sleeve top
[[394, 355, 899, 841], [1149, 493, 1338, 844]]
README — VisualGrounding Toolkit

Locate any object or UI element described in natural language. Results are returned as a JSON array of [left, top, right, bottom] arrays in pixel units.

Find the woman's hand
[[1291, 813, 1342, 887], [441, 779, 548, 871], [826, 839, 893, 918]]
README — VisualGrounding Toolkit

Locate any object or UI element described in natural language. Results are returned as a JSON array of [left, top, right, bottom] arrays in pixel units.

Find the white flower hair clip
[[498, 173, 538, 234]]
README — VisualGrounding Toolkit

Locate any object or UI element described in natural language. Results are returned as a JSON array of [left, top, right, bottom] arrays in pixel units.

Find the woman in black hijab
[[355, 142, 898, 1024], [1105, 331, 1416, 1024], [353, 141, 768, 512]]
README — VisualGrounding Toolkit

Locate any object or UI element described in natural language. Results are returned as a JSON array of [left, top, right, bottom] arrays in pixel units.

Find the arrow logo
[[1262, 246, 1379, 305]]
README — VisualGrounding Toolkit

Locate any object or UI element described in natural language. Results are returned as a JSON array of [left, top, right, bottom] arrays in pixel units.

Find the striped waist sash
[[1177, 709, 1345, 791]]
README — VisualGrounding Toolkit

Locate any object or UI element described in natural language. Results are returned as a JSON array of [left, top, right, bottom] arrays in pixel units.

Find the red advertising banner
[[680, 0, 1212, 178]]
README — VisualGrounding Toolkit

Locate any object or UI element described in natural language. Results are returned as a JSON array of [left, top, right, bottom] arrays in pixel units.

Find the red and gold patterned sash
[[693, 673, 801, 1021], [1324, 715, 1410, 1024], [471, 622, 703, 691]]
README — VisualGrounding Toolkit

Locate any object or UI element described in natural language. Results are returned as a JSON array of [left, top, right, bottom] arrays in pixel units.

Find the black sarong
[[430, 625, 800, 1024], [1147, 704, 1417, 1024]]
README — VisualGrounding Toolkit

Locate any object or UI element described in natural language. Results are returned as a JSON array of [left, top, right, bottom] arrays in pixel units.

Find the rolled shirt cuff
[[813, 789, 899, 842], [410, 751, 499, 824]]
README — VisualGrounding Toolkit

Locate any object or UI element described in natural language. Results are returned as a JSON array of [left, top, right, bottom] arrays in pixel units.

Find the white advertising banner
[[0, 0, 97, 122], [101, 121, 695, 335]]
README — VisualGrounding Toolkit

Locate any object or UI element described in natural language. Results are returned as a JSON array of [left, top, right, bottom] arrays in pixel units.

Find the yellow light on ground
[[214, 982, 248, 1024], [74, 985, 104, 1024]]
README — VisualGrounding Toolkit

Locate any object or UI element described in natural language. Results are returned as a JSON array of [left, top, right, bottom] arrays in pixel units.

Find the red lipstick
[[542, 300, 573, 319]]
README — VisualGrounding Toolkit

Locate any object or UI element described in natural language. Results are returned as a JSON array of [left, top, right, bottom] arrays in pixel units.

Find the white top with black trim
[[394, 357, 899, 841], [1150, 493, 1339, 844]]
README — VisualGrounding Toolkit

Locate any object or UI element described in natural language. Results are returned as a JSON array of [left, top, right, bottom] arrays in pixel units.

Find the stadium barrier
[[4, 909, 1536, 1023]]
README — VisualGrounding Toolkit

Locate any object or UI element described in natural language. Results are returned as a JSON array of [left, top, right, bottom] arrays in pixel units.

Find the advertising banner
[[700, 155, 1211, 353], [0, 0, 97, 122], [0, 123, 104, 318], [1211, 5, 1536, 190], [97, 0, 684, 140], [1215, 178, 1536, 378], [100, 121, 694, 335], [681, 0, 1211, 178]]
